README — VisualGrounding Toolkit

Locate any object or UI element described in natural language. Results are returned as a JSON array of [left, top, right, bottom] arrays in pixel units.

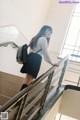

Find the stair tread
[[0, 94, 10, 105]]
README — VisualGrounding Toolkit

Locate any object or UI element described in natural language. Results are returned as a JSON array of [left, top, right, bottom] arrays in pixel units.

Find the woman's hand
[[53, 63, 59, 67], [50, 62, 59, 67]]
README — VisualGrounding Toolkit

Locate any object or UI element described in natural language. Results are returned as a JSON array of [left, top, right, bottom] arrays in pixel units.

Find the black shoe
[[20, 84, 28, 91], [14, 84, 28, 108]]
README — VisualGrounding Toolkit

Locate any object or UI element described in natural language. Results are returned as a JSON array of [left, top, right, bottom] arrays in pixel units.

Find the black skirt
[[20, 52, 42, 78]]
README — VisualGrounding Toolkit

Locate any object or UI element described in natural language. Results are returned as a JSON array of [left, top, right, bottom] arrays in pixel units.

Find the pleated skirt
[[20, 52, 42, 78]]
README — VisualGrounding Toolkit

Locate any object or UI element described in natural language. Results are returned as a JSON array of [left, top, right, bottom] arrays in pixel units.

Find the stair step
[[0, 71, 23, 84], [0, 85, 19, 97], [0, 78, 21, 90], [0, 77, 23, 85], [0, 94, 10, 106]]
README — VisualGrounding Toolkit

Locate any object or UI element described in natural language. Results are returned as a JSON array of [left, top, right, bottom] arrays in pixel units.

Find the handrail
[[71, 54, 80, 58], [0, 66, 57, 112], [0, 54, 69, 112], [58, 54, 70, 65], [39, 84, 80, 119], [0, 41, 19, 48]]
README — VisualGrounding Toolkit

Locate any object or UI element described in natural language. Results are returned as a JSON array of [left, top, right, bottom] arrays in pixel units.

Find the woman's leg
[[23, 74, 33, 85], [20, 74, 33, 91]]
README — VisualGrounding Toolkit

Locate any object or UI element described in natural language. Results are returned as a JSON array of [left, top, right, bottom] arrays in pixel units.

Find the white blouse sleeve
[[39, 37, 52, 64]]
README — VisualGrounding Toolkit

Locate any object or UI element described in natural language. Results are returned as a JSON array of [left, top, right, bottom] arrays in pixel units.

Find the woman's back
[[30, 36, 51, 64]]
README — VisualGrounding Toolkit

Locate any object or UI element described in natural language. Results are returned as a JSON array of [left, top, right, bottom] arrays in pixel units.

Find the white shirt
[[30, 37, 52, 64]]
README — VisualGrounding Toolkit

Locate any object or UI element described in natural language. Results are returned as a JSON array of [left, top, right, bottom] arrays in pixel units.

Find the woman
[[20, 25, 56, 90]]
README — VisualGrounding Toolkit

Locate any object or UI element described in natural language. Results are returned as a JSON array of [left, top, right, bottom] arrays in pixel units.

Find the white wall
[[60, 89, 80, 120], [63, 61, 80, 86], [45, 0, 80, 85], [0, 0, 79, 83], [0, 25, 30, 77], [45, 0, 74, 54], [0, 0, 53, 77], [0, 0, 53, 40], [42, 96, 63, 120]]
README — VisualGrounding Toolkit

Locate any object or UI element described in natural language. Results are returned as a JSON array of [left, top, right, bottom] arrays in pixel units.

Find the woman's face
[[44, 29, 52, 38]]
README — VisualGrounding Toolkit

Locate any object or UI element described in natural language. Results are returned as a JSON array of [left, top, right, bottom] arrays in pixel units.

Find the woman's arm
[[39, 37, 53, 65]]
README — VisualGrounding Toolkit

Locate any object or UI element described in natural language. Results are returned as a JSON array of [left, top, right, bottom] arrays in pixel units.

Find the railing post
[[14, 93, 28, 120], [32, 71, 55, 120], [40, 71, 54, 108], [58, 59, 69, 86], [77, 76, 80, 86]]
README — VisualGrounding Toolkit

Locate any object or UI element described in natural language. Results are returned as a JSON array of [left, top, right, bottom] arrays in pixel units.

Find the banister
[[0, 54, 69, 112], [0, 41, 19, 48], [0, 66, 57, 112], [58, 54, 70, 65], [71, 54, 80, 58]]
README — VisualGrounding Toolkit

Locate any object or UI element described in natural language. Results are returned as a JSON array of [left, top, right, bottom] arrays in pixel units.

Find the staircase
[[0, 54, 69, 120], [0, 26, 80, 120], [0, 26, 69, 120], [0, 71, 23, 106]]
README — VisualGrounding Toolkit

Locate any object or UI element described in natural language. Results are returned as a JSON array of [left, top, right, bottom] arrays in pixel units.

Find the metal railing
[[0, 41, 19, 48], [71, 54, 80, 58], [0, 41, 69, 120]]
